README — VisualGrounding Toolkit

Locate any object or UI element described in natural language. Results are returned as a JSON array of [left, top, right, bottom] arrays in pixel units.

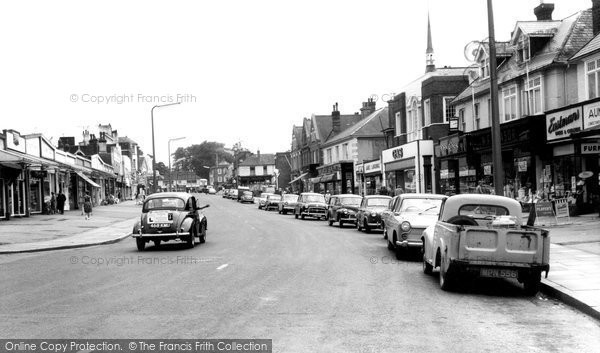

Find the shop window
[[586, 58, 600, 99], [502, 86, 518, 122], [523, 76, 542, 115]]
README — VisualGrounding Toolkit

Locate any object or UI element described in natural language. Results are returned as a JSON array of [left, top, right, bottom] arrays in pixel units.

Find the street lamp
[[168, 137, 186, 192], [151, 102, 181, 194]]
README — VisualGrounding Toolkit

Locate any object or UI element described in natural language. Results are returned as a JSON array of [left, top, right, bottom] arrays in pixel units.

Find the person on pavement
[[83, 191, 93, 220], [57, 190, 66, 214]]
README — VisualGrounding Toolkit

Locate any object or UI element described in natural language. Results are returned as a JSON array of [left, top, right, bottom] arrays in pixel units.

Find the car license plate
[[480, 268, 518, 278], [150, 223, 171, 228]]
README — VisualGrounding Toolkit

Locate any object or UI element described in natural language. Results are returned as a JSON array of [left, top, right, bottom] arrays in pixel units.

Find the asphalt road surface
[[1, 194, 599, 353]]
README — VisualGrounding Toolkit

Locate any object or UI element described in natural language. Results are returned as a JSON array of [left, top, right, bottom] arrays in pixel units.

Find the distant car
[[222, 189, 230, 198], [207, 186, 216, 195], [356, 195, 392, 233], [132, 192, 209, 251], [326, 194, 362, 227], [239, 190, 255, 203], [385, 193, 446, 259], [264, 194, 282, 211], [229, 189, 239, 200], [236, 187, 251, 202], [278, 194, 299, 214], [257, 192, 274, 209], [294, 192, 327, 220], [380, 195, 400, 239]]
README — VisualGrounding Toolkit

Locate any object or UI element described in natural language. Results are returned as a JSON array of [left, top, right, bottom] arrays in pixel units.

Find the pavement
[[0, 201, 599, 322]]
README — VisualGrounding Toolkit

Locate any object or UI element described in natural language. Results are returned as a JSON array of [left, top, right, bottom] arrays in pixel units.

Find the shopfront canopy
[[76, 171, 101, 188]]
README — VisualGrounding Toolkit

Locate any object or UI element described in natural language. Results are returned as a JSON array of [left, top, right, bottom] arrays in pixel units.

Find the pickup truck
[[422, 194, 550, 295]]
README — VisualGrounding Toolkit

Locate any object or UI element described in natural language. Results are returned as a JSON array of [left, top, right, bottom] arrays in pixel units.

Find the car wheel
[[295, 213, 298, 219], [439, 253, 454, 291], [422, 244, 433, 275], [328, 217, 333, 226], [357, 218, 362, 231], [382, 223, 387, 239], [199, 222, 207, 244], [136, 238, 145, 251], [153, 240, 161, 248], [523, 271, 541, 296], [187, 229, 195, 249], [338, 217, 344, 228], [364, 220, 370, 233], [283, 210, 287, 215], [395, 245, 404, 260], [387, 239, 393, 250], [301, 214, 305, 220]]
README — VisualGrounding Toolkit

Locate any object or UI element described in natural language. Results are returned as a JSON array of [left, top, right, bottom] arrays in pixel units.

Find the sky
[[0, 0, 594, 164]]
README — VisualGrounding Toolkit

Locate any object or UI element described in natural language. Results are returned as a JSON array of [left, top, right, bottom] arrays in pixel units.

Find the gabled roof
[[322, 107, 389, 147], [118, 136, 138, 145], [510, 21, 561, 45], [239, 153, 276, 166]]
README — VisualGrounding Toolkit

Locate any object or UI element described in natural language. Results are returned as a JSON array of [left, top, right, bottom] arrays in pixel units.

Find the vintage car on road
[[385, 194, 446, 259], [229, 189, 239, 200], [380, 195, 400, 239], [132, 192, 209, 251], [264, 194, 282, 211], [326, 194, 362, 227], [294, 192, 327, 220], [256, 192, 274, 209], [356, 195, 392, 232], [278, 194, 299, 214], [222, 189, 230, 198], [239, 190, 255, 203], [422, 194, 550, 295]]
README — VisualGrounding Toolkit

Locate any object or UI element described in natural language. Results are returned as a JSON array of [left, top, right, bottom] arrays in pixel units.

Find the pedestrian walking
[[83, 191, 93, 220], [57, 190, 66, 214], [50, 192, 56, 215]]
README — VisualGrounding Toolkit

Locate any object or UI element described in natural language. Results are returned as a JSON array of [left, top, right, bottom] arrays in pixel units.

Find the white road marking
[[217, 263, 229, 270]]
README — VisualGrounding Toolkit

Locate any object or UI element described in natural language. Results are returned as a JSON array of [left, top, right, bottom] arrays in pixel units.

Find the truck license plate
[[480, 268, 518, 278], [150, 223, 171, 228]]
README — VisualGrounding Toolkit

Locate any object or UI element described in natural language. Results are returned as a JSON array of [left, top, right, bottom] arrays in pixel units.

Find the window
[[586, 59, 600, 99], [480, 57, 490, 79], [424, 99, 431, 126], [395, 112, 402, 134], [487, 98, 492, 126], [218, 168, 222, 175], [474, 103, 480, 130], [342, 143, 348, 160], [459, 109, 466, 131], [407, 100, 421, 141], [443, 97, 456, 123], [335, 146, 339, 162], [250, 166, 255, 176], [502, 86, 518, 122], [523, 76, 542, 115], [218, 176, 222, 183], [327, 149, 332, 164], [263, 166, 267, 174], [313, 150, 318, 164]]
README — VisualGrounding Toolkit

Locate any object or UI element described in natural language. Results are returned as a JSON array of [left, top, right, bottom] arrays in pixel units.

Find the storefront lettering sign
[[583, 100, 600, 129], [581, 142, 600, 154], [392, 148, 404, 159], [535, 201, 554, 218], [364, 161, 381, 173], [546, 107, 582, 141], [483, 164, 492, 176]]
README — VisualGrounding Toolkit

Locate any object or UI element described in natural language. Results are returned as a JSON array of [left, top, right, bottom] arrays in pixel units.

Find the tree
[[172, 141, 234, 179], [155, 162, 169, 178]]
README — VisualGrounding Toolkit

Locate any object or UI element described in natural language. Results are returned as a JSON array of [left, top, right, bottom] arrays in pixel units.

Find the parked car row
[[240, 190, 551, 295]]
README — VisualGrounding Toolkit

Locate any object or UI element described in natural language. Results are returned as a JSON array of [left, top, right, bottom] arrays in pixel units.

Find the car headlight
[[401, 221, 411, 232]]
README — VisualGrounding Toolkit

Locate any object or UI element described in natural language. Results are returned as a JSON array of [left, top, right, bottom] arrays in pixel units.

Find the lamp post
[[168, 137, 186, 192], [151, 102, 181, 194]]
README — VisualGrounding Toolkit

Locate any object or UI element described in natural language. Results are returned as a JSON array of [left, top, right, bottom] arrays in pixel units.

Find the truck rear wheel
[[523, 271, 541, 296], [439, 254, 455, 291], [136, 238, 145, 251]]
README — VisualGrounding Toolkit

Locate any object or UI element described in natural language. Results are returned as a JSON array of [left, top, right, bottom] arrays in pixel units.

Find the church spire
[[425, 12, 435, 73]]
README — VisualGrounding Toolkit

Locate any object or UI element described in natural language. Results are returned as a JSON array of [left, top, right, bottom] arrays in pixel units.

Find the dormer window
[[517, 37, 530, 63], [480, 57, 490, 78]]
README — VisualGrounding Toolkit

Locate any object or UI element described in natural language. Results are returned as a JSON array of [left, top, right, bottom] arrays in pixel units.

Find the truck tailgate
[[457, 228, 549, 265]]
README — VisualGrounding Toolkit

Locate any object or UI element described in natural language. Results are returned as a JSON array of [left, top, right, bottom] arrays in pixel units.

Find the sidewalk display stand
[[554, 198, 571, 225], [532, 200, 557, 226]]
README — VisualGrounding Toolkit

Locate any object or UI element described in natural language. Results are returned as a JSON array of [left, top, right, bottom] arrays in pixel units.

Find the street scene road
[[1, 194, 599, 353]]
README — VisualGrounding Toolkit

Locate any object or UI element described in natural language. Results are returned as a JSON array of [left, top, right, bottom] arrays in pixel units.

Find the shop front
[[356, 160, 382, 196], [436, 134, 476, 195], [547, 100, 600, 214], [316, 162, 355, 195], [382, 140, 434, 194]]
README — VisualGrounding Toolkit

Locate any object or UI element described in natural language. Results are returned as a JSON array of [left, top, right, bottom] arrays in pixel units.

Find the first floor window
[[586, 59, 600, 99], [502, 86, 518, 122], [523, 76, 542, 115], [443, 97, 456, 123], [459, 109, 466, 131]]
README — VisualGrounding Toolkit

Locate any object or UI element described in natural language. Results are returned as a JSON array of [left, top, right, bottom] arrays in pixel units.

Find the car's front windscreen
[[305, 195, 325, 203], [366, 198, 389, 207], [269, 195, 282, 201], [144, 197, 185, 211], [340, 197, 361, 206], [398, 198, 442, 214], [283, 195, 298, 202], [243, 191, 253, 196]]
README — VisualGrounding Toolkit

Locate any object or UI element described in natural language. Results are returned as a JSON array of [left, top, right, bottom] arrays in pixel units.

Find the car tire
[[136, 238, 145, 251], [328, 217, 333, 226], [338, 217, 344, 228], [301, 214, 305, 220], [153, 240, 161, 248], [283, 210, 287, 215], [422, 245, 433, 275], [357, 220, 362, 231], [382, 223, 387, 239], [199, 222, 206, 244], [523, 271, 541, 296], [395, 245, 404, 260], [295, 213, 298, 219], [364, 220, 370, 233], [187, 229, 195, 249], [439, 253, 454, 291], [387, 239, 393, 250]]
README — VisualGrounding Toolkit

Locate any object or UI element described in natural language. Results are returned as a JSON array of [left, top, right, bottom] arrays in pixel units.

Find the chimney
[[98, 132, 107, 153], [593, 0, 600, 35], [360, 98, 376, 118], [332, 102, 341, 133], [257, 149, 260, 160], [82, 130, 90, 145], [534, 2, 554, 21]]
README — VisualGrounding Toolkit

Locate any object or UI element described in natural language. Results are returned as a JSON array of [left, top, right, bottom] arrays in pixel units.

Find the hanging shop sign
[[483, 164, 492, 176], [583, 100, 600, 129], [546, 107, 583, 141], [581, 142, 600, 154]]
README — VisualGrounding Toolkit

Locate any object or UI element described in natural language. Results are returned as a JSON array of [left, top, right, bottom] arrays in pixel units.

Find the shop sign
[[439, 135, 463, 156], [356, 164, 364, 174], [484, 164, 492, 176], [583, 100, 600, 129], [459, 169, 476, 177], [581, 142, 600, 154], [546, 107, 582, 141], [41, 139, 54, 160], [535, 201, 554, 217], [440, 169, 449, 179], [6, 130, 26, 153], [392, 148, 404, 159], [364, 160, 381, 174]]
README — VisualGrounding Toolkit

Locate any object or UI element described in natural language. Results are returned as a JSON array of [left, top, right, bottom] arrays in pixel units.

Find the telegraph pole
[[487, 0, 504, 195]]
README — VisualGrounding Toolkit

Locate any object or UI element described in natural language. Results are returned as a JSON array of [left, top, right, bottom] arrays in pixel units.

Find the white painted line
[[216, 263, 229, 270]]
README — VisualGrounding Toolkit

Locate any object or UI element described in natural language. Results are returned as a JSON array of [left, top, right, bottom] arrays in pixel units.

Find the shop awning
[[289, 173, 308, 184], [76, 171, 101, 188], [309, 177, 321, 183]]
